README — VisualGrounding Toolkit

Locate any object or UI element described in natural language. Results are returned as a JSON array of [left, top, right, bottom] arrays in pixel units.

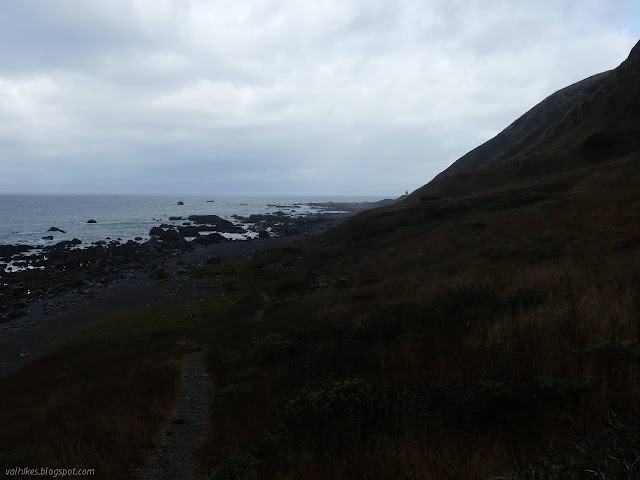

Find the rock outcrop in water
[[184, 215, 245, 234]]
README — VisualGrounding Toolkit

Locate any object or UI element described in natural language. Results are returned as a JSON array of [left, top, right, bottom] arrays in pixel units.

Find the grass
[[0, 334, 183, 478], [194, 244, 640, 478], [192, 156, 640, 479], [0, 297, 235, 479]]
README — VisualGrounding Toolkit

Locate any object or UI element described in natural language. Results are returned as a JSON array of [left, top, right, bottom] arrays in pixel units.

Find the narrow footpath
[[137, 348, 212, 480]]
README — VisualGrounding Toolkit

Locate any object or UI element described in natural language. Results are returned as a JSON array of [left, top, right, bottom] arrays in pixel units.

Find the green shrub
[[311, 275, 348, 288], [498, 415, 640, 480], [262, 334, 294, 361], [210, 452, 260, 480], [531, 375, 598, 405], [439, 380, 520, 420], [219, 349, 246, 366], [583, 338, 640, 362], [213, 383, 255, 410], [283, 380, 393, 446]]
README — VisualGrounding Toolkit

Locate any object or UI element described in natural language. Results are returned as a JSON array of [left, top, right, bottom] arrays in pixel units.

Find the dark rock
[[177, 226, 201, 237], [52, 239, 81, 249], [272, 224, 301, 236], [150, 264, 167, 280], [42, 236, 54, 241], [238, 212, 290, 223], [48, 227, 66, 233], [87, 219, 97, 223], [186, 215, 245, 233], [188, 214, 224, 224], [194, 233, 228, 245], [159, 229, 181, 242], [146, 227, 190, 247], [236, 211, 329, 237], [177, 201, 184, 205], [187, 214, 229, 226], [206, 200, 215, 202], [0, 244, 33, 261], [169, 216, 182, 220], [258, 230, 270, 239], [194, 225, 217, 232], [135, 237, 143, 241], [206, 254, 222, 265]]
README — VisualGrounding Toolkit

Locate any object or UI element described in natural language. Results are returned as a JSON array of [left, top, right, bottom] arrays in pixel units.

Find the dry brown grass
[[0, 301, 233, 479], [196, 155, 640, 479]]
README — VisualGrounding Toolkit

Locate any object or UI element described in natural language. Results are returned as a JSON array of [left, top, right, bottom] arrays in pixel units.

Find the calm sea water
[[0, 194, 382, 246]]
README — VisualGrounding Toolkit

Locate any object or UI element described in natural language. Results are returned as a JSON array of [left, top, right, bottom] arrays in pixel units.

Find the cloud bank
[[0, 0, 637, 195]]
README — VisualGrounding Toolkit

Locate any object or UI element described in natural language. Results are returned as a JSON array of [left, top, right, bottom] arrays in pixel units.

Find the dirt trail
[[137, 348, 211, 480]]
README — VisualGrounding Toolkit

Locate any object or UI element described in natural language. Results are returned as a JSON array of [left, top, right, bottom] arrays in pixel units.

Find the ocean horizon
[[0, 193, 386, 247]]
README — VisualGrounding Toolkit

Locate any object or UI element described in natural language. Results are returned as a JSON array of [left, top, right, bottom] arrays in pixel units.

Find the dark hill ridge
[[420, 39, 640, 199], [435, 71, 610, 178], [327, 38, 640, 249], [531, 38, 640, 152]]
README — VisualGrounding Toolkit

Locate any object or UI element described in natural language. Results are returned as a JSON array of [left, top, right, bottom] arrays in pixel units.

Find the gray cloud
[[0, 0, 637, 195]]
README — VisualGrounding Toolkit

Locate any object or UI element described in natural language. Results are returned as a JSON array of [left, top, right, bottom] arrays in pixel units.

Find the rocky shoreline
[[0, 203, 370, 326], [0, 200, 400, 340], [0, 202, 374, 376]]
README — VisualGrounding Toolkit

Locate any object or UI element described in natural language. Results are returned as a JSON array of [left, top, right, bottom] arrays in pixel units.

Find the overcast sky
[[0, 1, 638, 196]]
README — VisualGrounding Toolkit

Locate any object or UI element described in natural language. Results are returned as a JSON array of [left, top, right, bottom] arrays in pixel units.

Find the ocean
[[0, 194, 382, 246]]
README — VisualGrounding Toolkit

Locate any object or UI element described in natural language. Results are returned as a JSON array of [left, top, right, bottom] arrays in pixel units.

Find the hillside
[[434, 71, 610, 178], [2, 40, 640, 480], [415, 38, 640, 199]]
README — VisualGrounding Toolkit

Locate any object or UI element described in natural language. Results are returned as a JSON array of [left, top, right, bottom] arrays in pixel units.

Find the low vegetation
[[186, 157, 640, 479], [0, 300, 232, 479], [4, 157, 640, 478]]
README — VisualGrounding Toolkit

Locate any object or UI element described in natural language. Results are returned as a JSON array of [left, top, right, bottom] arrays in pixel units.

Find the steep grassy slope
[[436, 71, 609, 178], [196, 153, 640, 478], [425, 39, 640, 198]]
